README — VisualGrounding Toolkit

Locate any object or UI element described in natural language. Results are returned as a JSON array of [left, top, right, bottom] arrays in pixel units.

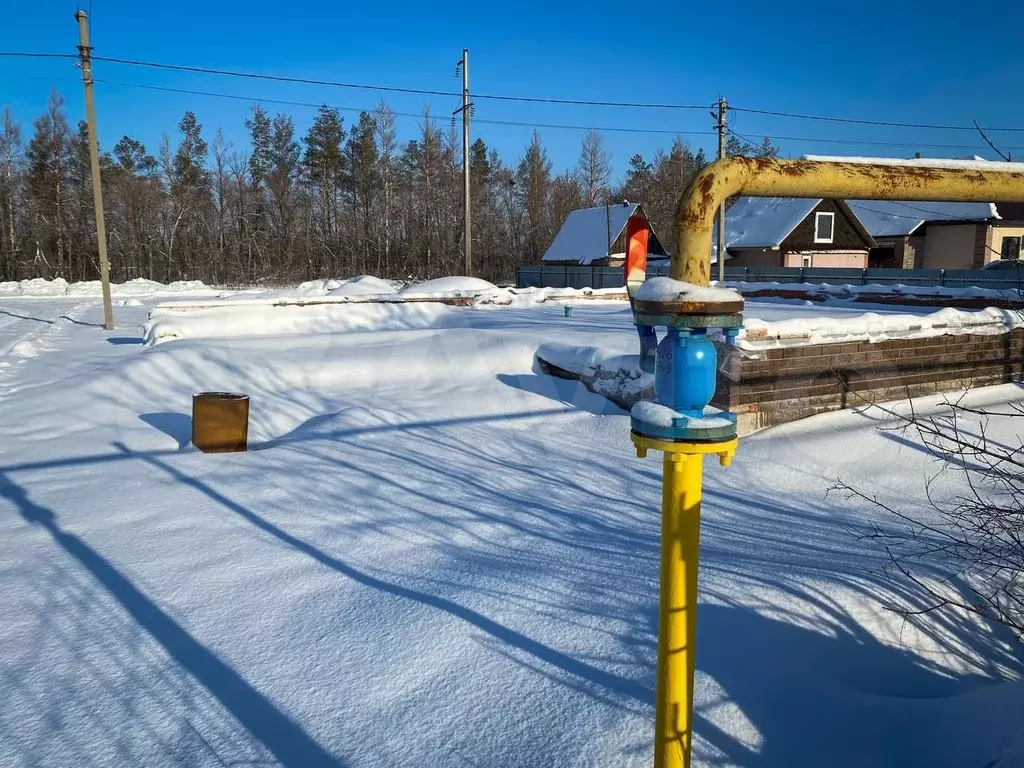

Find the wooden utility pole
[[461, 49, 471, 277], [716, 97, 728, 284], [75, 10, 114, 329]]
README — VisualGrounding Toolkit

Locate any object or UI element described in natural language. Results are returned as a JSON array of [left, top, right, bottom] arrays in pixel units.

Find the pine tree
[[409, 106, 445, 273], [246, 105, 272, 188], [726, 134, 780, 158], [25, 89, 71, 276], [469, 138, 490, 194], [166, 110, 211, 278], [756, 136, 780, 158], [517, 131, 553, 262], [173, 111, 209, 195], [267, 113, 301, 271], [621, 153, 653, 204], [67, 120, 96, 280], [302, 105, 345, 266], [113, 136, 156, 176], [109, 135, 159, 280], [345, 111, 379, 270]]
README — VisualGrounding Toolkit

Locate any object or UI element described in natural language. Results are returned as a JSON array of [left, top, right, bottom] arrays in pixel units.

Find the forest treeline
[[0, 89, 777, 284]]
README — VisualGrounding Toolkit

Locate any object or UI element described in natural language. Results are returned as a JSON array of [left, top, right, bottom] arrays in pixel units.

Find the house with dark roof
[[712, 197, 876, 269], [541, 202, 668, 266], [848, 200, 1024, 269]]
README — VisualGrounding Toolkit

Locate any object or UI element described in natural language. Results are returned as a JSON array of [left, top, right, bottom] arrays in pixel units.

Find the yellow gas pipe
[[675, 156, 1024, 286], [634, 436, 736, 767], [637, 155, 1024, 768]]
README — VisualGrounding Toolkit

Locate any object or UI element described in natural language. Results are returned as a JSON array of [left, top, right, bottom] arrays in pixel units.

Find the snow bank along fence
[[716, 327, 1024, 432], [517, 264, 1024, 292]]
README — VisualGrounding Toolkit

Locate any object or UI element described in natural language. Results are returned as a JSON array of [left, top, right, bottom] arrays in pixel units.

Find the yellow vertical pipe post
[[655, 451, 704, 768]]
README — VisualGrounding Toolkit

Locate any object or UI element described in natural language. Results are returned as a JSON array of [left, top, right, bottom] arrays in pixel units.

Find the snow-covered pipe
[[675, 156, 1024, 286]]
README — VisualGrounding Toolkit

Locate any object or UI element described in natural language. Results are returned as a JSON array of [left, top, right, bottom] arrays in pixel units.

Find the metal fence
[[516, 265, 1024, 291], [515, 266, 631, 290]]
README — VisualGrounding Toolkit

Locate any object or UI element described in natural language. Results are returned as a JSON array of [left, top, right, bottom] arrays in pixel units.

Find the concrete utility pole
[[715, 97, 728, 284], [461, 49, 472, 277], [605, 200, 612, 257], [75, 10, 114, 330]]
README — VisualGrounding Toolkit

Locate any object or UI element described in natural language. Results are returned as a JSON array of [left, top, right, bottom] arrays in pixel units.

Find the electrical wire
[[94, 78, 718, 136], [858, 199, 992, 218], [847, 203, 963, 221], [727, 128, 1024, 153], [89, 55, 711, 110], [730, 105, 1024, 133], [0, 72, 80, 83], [0, 52, 77, 60], [847, 204, 924, 221], [851, 203, 1007, 259], [93, 51, 1020, 130], [3, 49, 1021, 134]]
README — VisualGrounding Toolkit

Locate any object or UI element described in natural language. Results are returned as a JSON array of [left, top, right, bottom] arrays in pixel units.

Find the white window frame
[[801, 255, 812, 268], [814, 212, 835, 244]]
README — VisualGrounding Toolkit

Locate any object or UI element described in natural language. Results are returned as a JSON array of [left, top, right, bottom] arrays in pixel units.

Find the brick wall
[[713, 331, 1024, 433]]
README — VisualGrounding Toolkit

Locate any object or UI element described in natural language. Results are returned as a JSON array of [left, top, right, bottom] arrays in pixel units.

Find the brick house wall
[[713, 331, 1024, 433]]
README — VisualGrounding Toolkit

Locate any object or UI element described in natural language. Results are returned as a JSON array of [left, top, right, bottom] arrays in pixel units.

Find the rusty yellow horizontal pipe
[[675, 157, 1024, 285]]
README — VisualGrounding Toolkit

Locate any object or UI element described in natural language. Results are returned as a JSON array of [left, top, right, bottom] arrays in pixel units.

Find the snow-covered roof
[[799, 155, 1013, 236], [804, 154, 1024, 173], [541, 203, 667, 264], [712, 197, 821, 250], [847, 200, 996, 237]]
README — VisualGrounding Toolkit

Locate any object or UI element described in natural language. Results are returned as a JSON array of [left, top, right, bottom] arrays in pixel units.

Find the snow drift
[[0, 277, 224, 298], [2, 294, 1024, 767], [144, 301, 456, 344]]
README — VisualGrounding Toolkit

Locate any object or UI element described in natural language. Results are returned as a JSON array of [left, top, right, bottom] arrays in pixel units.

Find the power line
[[97, 57, 460, 97], [859, 199, 990, 218], [4, 50, 1021, 133], [851, 203, 1008, 258], [95, 78, 718, 136], [731, 105, 1024, 133], [848, 202, 985, 221], [0, 52, 77, 60], [0, 72, 80, 83], [848, 203, 926, 221], [83, 54, 1024, 130], [728, 128, 1024, 153], [89, 55, 711, 110]]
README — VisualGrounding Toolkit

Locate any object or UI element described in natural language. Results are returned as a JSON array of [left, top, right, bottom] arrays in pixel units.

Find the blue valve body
[[654, 328, 716, 419]]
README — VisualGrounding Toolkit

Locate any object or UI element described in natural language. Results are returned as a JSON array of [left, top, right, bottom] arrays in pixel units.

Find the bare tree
[[974, 120, 1012, 162], [834, 392, 1024, 638], [211, 129, 231, 281], [576, 129, 611, 207], [374, 100, 397, 276], [0, 107, 22, 277], [2, 87, 730, 285]]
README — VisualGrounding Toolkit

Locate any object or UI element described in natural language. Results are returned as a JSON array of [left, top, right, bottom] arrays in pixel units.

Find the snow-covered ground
[[1, 292, 1022, 767]]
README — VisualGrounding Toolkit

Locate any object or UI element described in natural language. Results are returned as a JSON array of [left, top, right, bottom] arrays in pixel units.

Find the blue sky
[[3, 0, 1023, 180]]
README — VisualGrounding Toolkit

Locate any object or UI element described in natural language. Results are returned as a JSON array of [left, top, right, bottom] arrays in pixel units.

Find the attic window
[[814, 212, 835, 244]]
